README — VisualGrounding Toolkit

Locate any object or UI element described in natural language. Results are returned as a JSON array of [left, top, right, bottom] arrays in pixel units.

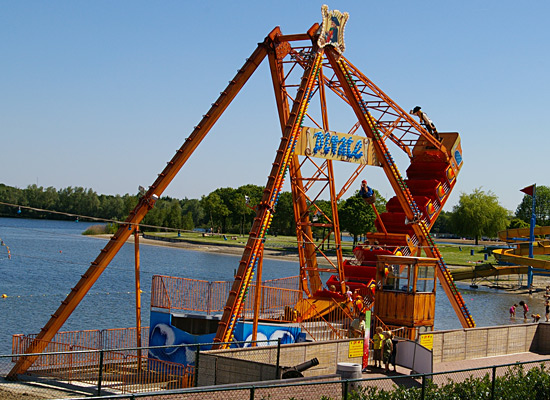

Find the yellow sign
[[348, 340, 364, 358], [295, 127, 379, 166], [420, 334, 434, 350]]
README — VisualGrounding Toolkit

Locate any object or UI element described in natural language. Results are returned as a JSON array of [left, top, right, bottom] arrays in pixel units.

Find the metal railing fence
[[1, 339, 282, 397], [3, 339, 550, 400], [57, 358, 550, 400], [12, 326, 150, 355], [297, 297, 355, 341], [150, 275, 302, 318]]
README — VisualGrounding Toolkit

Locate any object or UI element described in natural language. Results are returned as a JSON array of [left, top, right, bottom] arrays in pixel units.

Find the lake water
[[0, 218, 543, 355]]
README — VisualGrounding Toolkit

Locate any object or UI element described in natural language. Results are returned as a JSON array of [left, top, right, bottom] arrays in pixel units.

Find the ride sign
[[295, 127, 379, 166]]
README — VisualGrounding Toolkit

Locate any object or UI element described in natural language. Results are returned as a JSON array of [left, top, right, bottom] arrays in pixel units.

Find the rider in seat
[[359, 180, 376, 204], [410, 106, 442, 142]]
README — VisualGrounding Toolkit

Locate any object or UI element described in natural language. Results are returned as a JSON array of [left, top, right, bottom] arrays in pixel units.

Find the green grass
[[436, 244, 489, 266]]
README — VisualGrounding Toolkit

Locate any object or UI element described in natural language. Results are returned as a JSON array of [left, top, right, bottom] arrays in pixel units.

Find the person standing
[[349, 312, 366, 338], [345, 285, 353, 302], [519, 300, 529, 319], [354, 295, 364, 316], [372, 326, 384, 369], [510, 304, 517, 318], [383, 331, 394, 373], [410, 106, 441, 142], [388, 331, 398, 372], [545, 299, 549, 322]]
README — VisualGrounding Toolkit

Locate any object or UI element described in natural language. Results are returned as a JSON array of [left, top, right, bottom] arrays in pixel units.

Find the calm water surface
[[0, 218, 543, 354]]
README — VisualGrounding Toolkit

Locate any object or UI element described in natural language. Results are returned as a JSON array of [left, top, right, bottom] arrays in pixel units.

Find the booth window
[[416, 265, 435, 293]]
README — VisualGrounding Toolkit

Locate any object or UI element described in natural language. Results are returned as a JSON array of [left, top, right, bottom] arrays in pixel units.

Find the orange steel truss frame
[[9, 22, 473, 376]]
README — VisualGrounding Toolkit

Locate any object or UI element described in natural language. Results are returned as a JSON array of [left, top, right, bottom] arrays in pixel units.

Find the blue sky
[[2, 1, 549, 213]]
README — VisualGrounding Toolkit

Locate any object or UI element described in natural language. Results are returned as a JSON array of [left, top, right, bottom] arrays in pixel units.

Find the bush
[[323, 364, 550, 400], [82, 223, 117, 235]]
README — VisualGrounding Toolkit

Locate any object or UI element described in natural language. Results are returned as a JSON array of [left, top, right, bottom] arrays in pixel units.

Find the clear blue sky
[[2, 1, 549, 213]]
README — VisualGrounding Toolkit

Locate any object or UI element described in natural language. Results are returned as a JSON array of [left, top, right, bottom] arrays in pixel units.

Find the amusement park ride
[[450, 226, 550, 284], [8, 6, 474, 378]]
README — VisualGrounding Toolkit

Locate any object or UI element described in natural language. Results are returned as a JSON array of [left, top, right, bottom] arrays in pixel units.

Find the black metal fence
[[1, 344, 550, 399], [66, 359, 550, 400], [0, 339, 282, 398]]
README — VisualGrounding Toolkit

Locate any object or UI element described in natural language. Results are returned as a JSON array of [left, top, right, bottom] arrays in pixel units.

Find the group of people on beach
[[509, 286, 550, 323]]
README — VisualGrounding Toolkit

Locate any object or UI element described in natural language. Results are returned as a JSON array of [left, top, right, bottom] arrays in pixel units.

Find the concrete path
[[361, 351, 550, 379]]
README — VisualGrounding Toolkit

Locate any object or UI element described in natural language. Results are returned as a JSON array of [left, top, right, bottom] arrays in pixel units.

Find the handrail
[[298, 298, 341, 340]]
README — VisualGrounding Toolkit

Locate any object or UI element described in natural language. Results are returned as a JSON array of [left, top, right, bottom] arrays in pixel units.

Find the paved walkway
[[361, 351, 550, 380], [433, 351, 549, 373], [2, 352, 549, 399]]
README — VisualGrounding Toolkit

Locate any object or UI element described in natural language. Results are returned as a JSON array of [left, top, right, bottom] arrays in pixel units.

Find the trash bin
[[336, 362, 362, 395]]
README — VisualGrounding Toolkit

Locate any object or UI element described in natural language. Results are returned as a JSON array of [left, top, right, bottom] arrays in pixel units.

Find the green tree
[[122, 194, 139, 216], [515, 185, 550, 226], [57, 186, 76, 217], [235, 184, 264, 235], [310, 199, 333, 250], [229, 190, 250, 236], [201, 192, 230, 232], [0, 183, 24, 217], [99, 194, 125, 220], [339, 190, 385, 246], [271, 191, 295, 236], [81, 188, 100, 217], [181, 211, 194, 231], [142, 201, 163, 229], [24, 185, 55, 210], [165, 199, 183, 228], [509, 217, 529, 230], [181, 198, 204, 228], [21, 185, 59, 218], [212, 187, 235, 232], [431, 210, 452, 234], [450, 188, 509, 245]]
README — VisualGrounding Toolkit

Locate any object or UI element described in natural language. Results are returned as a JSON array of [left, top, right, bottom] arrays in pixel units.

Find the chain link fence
[[1, 344, 550, 399]]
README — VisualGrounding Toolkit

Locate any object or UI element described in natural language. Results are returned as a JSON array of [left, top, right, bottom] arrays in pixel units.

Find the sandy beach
[[89, 234, 549, 294], [91, 233, 304, 263]]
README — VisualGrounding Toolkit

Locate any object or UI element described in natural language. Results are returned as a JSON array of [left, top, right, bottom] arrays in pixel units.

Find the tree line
[[1, 183, 548, 244], [0, 183, 385, 243]]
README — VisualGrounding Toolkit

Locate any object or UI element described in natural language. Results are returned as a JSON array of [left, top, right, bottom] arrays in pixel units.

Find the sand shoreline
[[89, 234, 546, 293], [91, 233, 303, 263], [91, 234, 505, 261]]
